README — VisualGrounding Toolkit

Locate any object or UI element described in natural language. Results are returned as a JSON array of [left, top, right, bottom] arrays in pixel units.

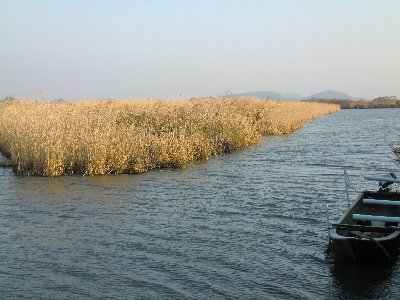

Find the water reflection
[[329, 251, 397, 299]]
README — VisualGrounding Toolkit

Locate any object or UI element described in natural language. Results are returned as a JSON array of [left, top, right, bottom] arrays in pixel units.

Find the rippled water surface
[[1, 109, 400, 299]]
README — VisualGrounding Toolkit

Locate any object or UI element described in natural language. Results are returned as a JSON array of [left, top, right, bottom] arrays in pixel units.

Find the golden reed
[[0, 97, 339, 176]]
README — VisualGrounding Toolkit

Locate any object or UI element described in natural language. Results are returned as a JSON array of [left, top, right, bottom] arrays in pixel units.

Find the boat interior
[[336, 191, 400, 238]]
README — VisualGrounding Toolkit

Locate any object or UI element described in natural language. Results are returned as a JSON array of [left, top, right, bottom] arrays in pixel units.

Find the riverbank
[[0, 97, 339, 176], [303, 96, 400, 109]]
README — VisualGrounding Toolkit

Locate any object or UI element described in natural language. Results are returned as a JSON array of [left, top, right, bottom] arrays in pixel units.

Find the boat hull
[[330, 230, 400, 261]]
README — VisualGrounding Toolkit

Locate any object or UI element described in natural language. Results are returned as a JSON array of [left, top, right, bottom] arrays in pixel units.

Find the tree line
[[302, 96, 400, 109]]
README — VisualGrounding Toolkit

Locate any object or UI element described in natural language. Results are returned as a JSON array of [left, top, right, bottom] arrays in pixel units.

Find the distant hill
[[304, 90, 355, 100], [231, 90, 365, 101], [230, 91, 302, 100], [282, 92, 303, 100]]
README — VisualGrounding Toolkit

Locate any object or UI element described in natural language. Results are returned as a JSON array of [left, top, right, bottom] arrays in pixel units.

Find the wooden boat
[[329, 174, 400, 261]]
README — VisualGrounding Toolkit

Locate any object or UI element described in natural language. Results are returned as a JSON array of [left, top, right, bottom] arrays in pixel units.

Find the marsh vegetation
[[0, 97, 339, 176]]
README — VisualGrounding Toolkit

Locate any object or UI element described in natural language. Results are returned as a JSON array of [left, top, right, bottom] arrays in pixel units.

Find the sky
[[0, 0, 399, 100]]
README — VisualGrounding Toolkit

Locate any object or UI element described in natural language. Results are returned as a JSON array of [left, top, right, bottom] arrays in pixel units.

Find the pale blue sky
[[1, 0, 399, 100]]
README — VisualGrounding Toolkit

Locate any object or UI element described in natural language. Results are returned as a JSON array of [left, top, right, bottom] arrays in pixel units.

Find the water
[[1, 109, 399, 299]]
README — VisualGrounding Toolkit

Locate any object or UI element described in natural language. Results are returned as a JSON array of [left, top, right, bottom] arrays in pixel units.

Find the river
[[1, 109, 399, 299]]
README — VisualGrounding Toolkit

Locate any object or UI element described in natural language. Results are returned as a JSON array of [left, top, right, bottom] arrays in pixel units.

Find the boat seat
[[353, 214, 400, 223], [363, 199, 400, 206], [364, 175, 400, 183]]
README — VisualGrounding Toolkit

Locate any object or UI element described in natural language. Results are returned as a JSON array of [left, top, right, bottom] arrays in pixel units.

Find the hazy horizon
[[1, 0, 399, 100]]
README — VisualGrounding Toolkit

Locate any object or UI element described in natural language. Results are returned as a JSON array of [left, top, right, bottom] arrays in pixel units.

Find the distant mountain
[[282, 92, 303, 100], [231, 91, 303, 101], [304, 90, 354, 100], [231, 90, 365, 101]]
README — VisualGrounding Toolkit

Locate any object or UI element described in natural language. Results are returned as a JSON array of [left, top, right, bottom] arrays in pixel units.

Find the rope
[[351, 232, 392, 260], [332, 224, 394, 260]]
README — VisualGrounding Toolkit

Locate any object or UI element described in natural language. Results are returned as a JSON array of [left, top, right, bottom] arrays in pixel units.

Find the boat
[[329, 173, 400, 261]]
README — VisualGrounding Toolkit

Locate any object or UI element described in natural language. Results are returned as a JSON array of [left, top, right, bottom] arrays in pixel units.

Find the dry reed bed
[[0, 97, 339, 176]]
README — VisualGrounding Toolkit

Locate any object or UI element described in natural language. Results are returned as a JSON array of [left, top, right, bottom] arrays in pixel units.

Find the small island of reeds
[[0, 97, 339, 176]]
